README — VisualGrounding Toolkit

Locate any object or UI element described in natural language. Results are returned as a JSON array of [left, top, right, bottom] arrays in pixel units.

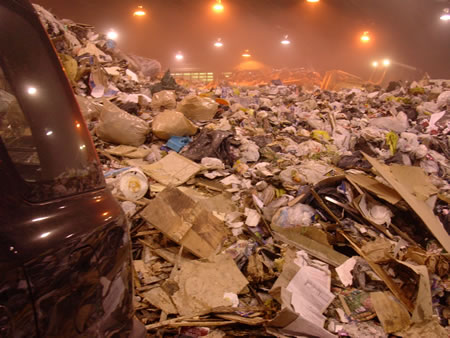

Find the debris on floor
[[36, 5, 450, 337]]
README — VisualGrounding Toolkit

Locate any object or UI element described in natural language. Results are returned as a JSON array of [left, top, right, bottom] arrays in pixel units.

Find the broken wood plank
[[216, 314, 266, 325]]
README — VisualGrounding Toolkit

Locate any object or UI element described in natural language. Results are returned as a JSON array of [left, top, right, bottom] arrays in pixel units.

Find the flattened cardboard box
[[141, 187, 227, 259]]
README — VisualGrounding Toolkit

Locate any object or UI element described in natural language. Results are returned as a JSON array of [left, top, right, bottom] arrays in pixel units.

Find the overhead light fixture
[[382, 59, 391, 67], [213, 0, 224, 12], [175, 52, 184, 60], [214, 38, 223, 47], [27, 87, 37, 95], [106, 29, 118, 40], [133, 5, 146, 16], [242, 49, 251, 58], [372, 61, 379, 68], [306, 0, 320, 3], [281, 35, 291, 45], [360, 31, 370, 43], [440, 8, 450, 21]]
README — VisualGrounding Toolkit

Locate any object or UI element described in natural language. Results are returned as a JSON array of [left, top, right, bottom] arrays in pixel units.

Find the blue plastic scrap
[[165, 136, 191, 152]]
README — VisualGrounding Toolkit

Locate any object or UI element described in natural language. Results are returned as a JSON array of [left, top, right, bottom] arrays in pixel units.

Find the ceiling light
[[213, 0, 224, 12], [133, 5, 146, 16], [106, 30, 118, 40], [440, 8, 450, 21], [175, 52, 184, 60], [281, 35, 291, 45], [242, 50, 251, 57]]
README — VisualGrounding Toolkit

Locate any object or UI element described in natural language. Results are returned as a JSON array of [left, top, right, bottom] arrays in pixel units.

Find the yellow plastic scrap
[[311, 130, 331, 142], [409, 87, 425, 95], [386, 131, 399, 155], [58, 54, 78, 82], [233, 88, 240, 96], [233, 160, 249, 175], [275, 188, 286, 198]]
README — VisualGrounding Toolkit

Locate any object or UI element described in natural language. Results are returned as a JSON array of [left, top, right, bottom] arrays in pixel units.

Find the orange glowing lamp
[[360, 31, 371, 43], [307, 0, 320, 3], [133, 5, 146, 16], [213, 0, 224, 12], [242, 50, 251, 58]]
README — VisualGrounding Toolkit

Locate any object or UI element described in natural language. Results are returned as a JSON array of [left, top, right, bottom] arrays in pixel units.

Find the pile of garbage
[[33, 4, 178, 118], [36, 6, 450, 338], [224, 68, 322, 89], [101, 79, 449, 337]]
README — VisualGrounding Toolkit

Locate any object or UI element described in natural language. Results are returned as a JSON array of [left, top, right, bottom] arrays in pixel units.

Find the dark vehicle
[[0, 0, 145, 336]]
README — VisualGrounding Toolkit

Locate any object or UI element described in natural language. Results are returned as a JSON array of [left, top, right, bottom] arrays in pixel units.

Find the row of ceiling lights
[[125, 0, 449, 62], [133, 0, 450, 20], [105, 30, 371, 61]]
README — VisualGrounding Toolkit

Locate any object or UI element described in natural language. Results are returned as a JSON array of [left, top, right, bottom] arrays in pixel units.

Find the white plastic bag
[[369, 111, 409, 133], [271, 203, 316, 228]]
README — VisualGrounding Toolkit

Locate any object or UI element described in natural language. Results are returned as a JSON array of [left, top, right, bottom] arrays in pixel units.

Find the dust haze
[[35, 0, 450, 78]]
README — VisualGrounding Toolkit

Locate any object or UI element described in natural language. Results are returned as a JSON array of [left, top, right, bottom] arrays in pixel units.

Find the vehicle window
[[0, 4, 104, 202], [0, 68, 41, 182]]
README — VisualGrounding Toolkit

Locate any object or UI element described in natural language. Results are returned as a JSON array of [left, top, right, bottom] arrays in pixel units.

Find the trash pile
[[225, 68, 322, 89], [36, 6, 450, 338], [33, 4, 170, 117]]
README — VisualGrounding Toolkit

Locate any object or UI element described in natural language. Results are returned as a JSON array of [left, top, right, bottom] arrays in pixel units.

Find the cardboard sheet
[[363, 154, 450, 252], [141, 152, 201, 186], [346, 173, 402, 205], [396, 261, 433, 323], [272, 226, 348, 267], [142, 287, 178, 314], [170, 254, 248, 316], [141, 187, 227, 258], [371, 291, 411, 333]]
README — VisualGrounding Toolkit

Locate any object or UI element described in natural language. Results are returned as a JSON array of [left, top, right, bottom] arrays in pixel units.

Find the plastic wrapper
[[96, 100, 150, 146], [125, 53, 161, 78], [152, 110, 198, 140], [151, 90, 176, 112], [182, 129, 236, 165], [369, 111, 409, 133], [177, 94, 218, 121], [239, 140, 260, 162], [436, 91, 450, 109], [271, 203, 316, 228], [280, 161, 333, 186]]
